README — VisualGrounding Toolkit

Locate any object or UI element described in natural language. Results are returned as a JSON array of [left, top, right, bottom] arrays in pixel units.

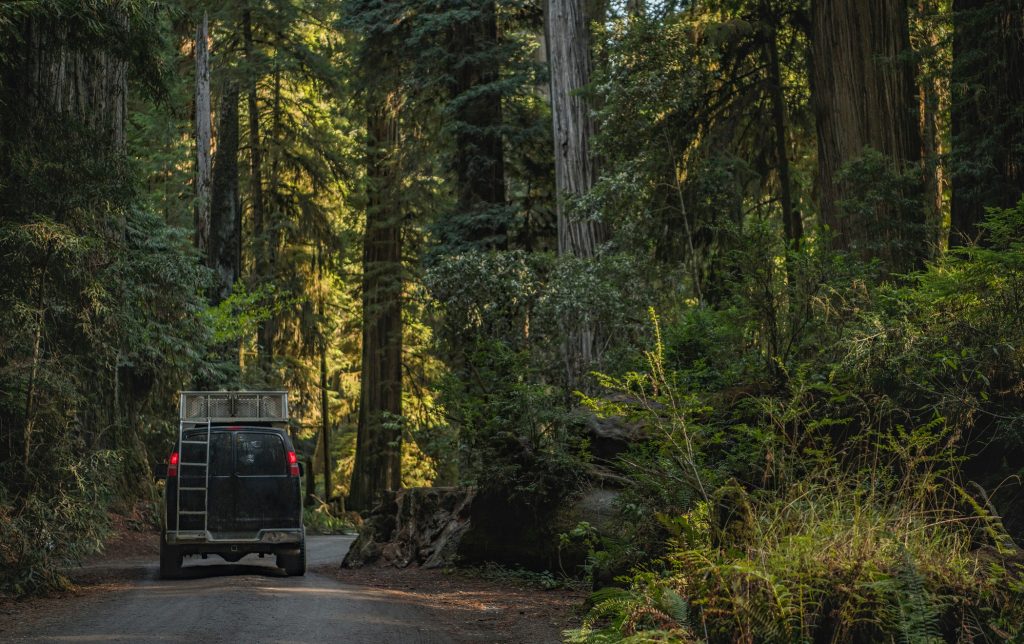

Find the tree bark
[[17, 12, 128, 147], [209, 83, 242, 305], [348, 93, 404, 512], [918, 0, 944, 252], [950, 0, 1024, 246], [547, 0, 606, 259], [547, 0, 606, 391], [243, 8, 275, 364], [763, 0, 802, 251], [261, 66, 283, 364], [320, 345, 332, 502], [195, 14, 212, 256], [811, 0, 924, 271]]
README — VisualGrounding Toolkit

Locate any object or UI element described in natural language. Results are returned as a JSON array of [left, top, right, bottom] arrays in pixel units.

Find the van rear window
[[182, 431, 233, 476], [236, 432, 286, 476]]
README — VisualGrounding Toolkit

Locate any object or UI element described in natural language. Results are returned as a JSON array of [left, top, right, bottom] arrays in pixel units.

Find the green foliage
[[0, 0, 213, 596], [464, 561, 567, 591], [574, 201, 1024, 641], [0, 450, 121, 596], [590, 2, 816, 304], [835, 147, 929, 267], [440, 338, 585, 505], [204, 283, 290, 346], [576, 464, 1023, 642], [426, 248, 648, 508], [303, 500, 357, 535]]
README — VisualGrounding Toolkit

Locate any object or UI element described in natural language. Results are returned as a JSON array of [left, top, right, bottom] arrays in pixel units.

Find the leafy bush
[[426, 249, 642, 507], [572, 202, 1024, 640], [304, 500, 357, 535], [571, 463, 1024, 643], [0, 450, 120, 596], [441, 339, 586, 506]]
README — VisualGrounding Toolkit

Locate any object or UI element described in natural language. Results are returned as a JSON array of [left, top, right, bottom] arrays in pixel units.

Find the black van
[[160, 392, 305, 579]]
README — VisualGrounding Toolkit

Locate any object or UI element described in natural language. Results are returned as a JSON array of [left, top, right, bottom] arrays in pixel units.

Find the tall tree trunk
[[244, 8, 274, 365], [950, 0, 1024, 246], [348, 94, 404, 512], [917, 0, 944, 252], [261, 66, 283, 364], [320, 345, 332, 502], [195, 14, 212, 255], [547, 0, 606, 391], [17, 13, 128, 147], [548, 0, 605, 258], [763, 0, 802, 251], [210, 84, 241, 306], [811, 0, 924, 271], [449, 0, 508, 249], [6, 9, 128, 468]]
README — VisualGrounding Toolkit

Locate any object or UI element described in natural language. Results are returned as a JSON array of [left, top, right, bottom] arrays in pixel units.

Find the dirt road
[[2, 535, 563, 643]]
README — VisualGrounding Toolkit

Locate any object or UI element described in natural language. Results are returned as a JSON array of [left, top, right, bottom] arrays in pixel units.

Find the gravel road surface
[[4, 536, 460, 643]]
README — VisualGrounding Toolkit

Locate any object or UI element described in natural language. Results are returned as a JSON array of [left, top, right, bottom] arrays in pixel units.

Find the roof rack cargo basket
[[180, 391, 289, 424]]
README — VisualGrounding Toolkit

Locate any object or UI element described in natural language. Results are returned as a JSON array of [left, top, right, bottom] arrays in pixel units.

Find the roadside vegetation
[[561, 202, 1024, 640]]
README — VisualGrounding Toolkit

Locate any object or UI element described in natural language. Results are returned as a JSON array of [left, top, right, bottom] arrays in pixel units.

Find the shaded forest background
[[2, 0, 1024, 640]]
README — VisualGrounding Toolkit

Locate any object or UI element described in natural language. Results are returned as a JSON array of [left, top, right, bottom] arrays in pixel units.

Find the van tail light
[[287, 450, 299, 477], [168, 451, 179, 478]]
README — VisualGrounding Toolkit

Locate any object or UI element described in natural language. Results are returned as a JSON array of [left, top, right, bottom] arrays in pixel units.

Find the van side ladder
[[175, 417, 212, 539]]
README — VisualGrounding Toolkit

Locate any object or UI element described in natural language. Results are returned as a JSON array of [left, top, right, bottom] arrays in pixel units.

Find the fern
[[891, 554, 943, 644]]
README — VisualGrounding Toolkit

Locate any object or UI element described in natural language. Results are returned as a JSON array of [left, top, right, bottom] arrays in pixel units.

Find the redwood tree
[[950, 0, 1024, 246], [547, 0, 607, 390], [195, 14, 212, 256], [348, 1, 405, 511], [209, 83, 241, 305], [811, 0, 924, 270]]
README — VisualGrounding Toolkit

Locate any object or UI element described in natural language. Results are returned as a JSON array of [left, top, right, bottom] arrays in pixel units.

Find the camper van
[[159, 391, 305, 578]]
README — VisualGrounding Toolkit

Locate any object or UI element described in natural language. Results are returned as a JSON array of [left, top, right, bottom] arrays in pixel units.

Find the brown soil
[[97, 510, 161, 559], [325, 564, 587, 643]]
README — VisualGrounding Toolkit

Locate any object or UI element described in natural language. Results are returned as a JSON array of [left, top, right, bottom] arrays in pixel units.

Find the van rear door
[[205, 431, 235, 532], [179, 430, 233, 532], [232, 431, 298, 531]]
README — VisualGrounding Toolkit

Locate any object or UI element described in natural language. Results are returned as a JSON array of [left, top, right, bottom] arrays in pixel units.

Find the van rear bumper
[[166, 528, 303, 546]]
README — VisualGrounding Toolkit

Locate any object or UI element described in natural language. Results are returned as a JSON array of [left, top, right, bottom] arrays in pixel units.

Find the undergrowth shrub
[[442, 339, 586, 506], [304, 499, 357, 535], [570, 459, 1024, 642], [0, 449, 120, 596], [572, 202, 1024, 641]]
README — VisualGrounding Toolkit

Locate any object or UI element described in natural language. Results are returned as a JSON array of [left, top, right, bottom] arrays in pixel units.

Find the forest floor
[[0, 513, 585, 642], [326, 565, 587, 642]]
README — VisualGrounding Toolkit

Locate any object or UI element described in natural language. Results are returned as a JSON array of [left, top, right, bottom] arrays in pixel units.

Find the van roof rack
[[179, 391, 289, 424]]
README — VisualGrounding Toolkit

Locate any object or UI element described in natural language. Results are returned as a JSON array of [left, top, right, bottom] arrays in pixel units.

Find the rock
[[582, 394, 652, 465], [547, 486, 623, 578]]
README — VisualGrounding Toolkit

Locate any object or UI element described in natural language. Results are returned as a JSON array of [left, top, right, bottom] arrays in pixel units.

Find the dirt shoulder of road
[[0, 510, 153, 623], [324, 564, 587, 643]]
